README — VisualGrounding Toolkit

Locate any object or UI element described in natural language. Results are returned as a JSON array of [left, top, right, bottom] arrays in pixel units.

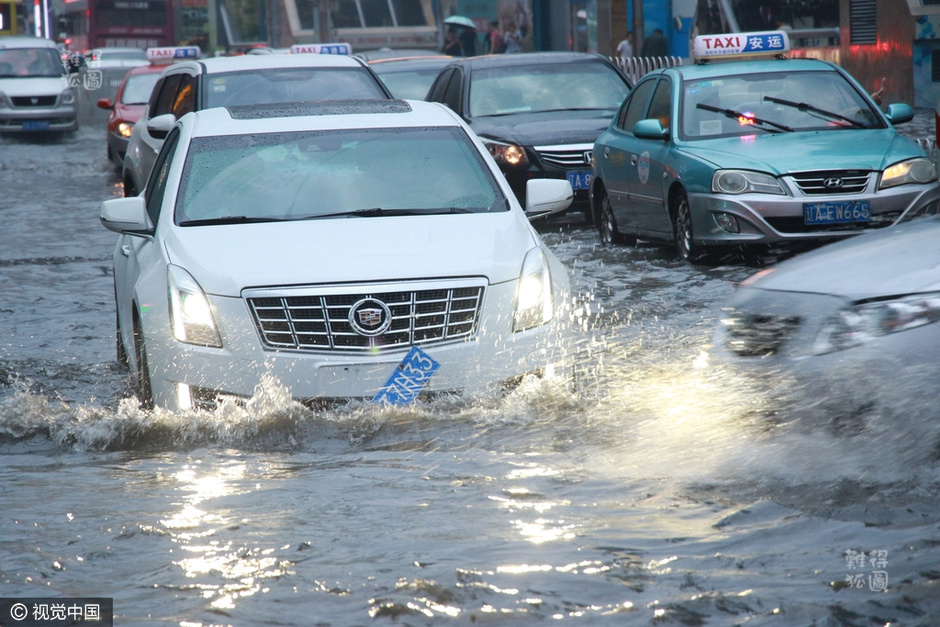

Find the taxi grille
[[536, 144, 593, 168], [722, 312, 802, 357], [11, 95, 57, 107], [246, 280, 485, 353], [789, 170, 870, 195]]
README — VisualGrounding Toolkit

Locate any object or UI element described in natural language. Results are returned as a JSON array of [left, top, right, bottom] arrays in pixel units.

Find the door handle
[[120, 244, 132, 257], [603, 147, 610, 159]]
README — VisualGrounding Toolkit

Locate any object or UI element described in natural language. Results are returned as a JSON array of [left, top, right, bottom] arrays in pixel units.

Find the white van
[[0, 36, 77, 133]]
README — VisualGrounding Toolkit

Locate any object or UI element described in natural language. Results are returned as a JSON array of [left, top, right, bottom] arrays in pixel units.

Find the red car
[[97, 64, 163, 168]]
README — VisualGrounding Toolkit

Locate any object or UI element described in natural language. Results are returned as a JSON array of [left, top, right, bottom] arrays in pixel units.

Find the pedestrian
[[458, 27, 477, 57], [442, 27, 462, 56], [484, 20, 505, 54], [616, 32, 634, 58], [504, 20, 522, 53], [640, 28, 668, 58]]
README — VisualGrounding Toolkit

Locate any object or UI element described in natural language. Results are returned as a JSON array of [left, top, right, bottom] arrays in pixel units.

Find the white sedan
[[101, 99, 574, 412], [711, 215, 940, 421]]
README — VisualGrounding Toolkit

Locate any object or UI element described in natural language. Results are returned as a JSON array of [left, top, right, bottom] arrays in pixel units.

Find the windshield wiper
[[762, 95, 865, 128], [292, 207, 477, 220], [178, 215, 282, 226], [695, 103, 792, 133]]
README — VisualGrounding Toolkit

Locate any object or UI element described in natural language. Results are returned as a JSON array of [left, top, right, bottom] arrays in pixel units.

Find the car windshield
[[681, 70, 882, 140], [121, 72, 161, 104], [204, 68, 388, 108], [468, 61, 629, 117], [0, 48, 65, 78], [373, 65, 446, 99], [175, 126, 506, 224]]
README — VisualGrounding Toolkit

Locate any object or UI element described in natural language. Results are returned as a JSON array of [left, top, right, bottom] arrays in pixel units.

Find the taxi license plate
[[372, 346, 440, 405], [22, 121, 50, 131], [803, 201, 871, 225], [566, 171, 592, 191]]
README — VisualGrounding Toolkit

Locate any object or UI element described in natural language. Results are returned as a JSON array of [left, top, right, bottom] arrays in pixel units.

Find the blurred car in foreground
[[711, 215, 940, 420], [425, 52, 632, 221], [592, 31, 940, 262], [0, 36, 77, 134], [100, 99, 574, 412], [369, 55, 453, 99], [121, 48, 393, 196], [97, 64, 164, 167]]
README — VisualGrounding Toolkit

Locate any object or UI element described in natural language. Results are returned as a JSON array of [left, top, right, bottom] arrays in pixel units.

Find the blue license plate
[[803, 201, 871, 225], [372, 346, 441, 405], [566, 171, 592, 190], [22, 121, 50, 131]]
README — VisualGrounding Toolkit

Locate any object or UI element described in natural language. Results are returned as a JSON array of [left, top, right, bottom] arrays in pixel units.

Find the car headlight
[[712, 170, 786, 195], [117, 122, 134, 138], [812, 292, 940, 355], [514, 248, 553, 332], [483, 138, 529, 166], [880, 158, 937, 189], [168, 265, 222, 347], [60, 87, 76, 106], [0, 92, 10, 108]]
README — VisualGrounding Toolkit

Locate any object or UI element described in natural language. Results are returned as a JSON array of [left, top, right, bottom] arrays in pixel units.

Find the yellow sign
[[0, 0, 16, 35]]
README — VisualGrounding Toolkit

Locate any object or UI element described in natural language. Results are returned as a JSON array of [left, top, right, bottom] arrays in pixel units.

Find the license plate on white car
[[803, 201, 871, 225], [372, 346, 441, 405], [566, 171, 592, 190]]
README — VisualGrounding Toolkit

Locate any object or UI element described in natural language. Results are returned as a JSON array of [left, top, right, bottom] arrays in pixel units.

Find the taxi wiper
[[762, 95, 865, 128], [695, 103, 792, 133]]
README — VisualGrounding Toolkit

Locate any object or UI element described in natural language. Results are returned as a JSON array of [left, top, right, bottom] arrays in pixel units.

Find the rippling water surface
[[2, 129, 940, 626]]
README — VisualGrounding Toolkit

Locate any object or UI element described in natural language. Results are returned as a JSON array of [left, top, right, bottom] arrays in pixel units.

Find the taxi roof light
[[146, 46, 201, 63], [692, 31, 790, 63]]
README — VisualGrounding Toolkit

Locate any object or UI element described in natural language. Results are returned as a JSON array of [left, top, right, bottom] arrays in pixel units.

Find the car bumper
[[687, 182, 940, 247], [0, 106, 77, 132], [141, 281, 572, 412]]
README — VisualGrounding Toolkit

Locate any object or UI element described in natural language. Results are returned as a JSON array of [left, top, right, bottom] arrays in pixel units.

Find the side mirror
[[525, 179, 573, 217], [633, 119, 669, 140], [100, 196, 152, 234], [97, 98, 114, 111], [884, 103, 914, 125], [146, 113, 176, 140]]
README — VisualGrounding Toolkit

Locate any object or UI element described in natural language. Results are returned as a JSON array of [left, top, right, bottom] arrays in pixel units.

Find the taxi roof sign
[[290, 43, 353, 55], [146, 46, 201, 63], [692, 31, 790, 61]]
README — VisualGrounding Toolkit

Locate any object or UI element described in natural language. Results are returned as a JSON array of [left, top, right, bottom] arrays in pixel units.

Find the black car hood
[[467, 109, 616, 146]]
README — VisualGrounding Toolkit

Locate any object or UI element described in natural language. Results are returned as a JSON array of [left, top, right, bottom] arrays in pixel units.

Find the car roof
[[184, 99, 459, 137], [163, 53, 369, 76], [0, 36, 60, 50], [665, 57, 838, 81]]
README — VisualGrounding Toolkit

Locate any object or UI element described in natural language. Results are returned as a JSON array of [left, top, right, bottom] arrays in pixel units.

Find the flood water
[[2, 127, 940, 626]]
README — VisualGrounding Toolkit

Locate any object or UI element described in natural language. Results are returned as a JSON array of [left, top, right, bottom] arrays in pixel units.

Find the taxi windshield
[[680, 70, 882, 140], [175, 126, 506, 224]]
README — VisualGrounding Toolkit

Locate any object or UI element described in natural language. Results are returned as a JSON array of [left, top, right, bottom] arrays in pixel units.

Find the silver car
[[0, 36, 77, 134]]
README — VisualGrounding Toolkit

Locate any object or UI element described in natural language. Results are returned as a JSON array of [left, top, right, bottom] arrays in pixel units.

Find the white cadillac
[[101, 99, 574, 412]]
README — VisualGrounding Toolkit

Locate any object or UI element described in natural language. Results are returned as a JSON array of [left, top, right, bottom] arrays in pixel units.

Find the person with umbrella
[[442, 26, 462, 55], [444, 15, 478, 57]]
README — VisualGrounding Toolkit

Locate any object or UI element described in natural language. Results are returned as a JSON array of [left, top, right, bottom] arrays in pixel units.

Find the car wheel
[[673, 190, 700, 261], [597, 189, 635, 246], [115, 289, 129, 370], [132, 314, 154, 410]]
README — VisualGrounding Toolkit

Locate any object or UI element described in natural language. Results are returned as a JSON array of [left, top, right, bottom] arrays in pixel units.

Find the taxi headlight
[[880, 158, 937, 189], [514, 248, 553, 332], [812, 292, 940, 355], [60, 87, 76, 106], [483, 138, 529, 166], [168, 265, 222, 347], [712, 170, 785, 195]]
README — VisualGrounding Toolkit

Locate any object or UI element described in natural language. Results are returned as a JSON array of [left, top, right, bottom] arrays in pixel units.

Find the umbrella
[[444, 15, 476, 30]]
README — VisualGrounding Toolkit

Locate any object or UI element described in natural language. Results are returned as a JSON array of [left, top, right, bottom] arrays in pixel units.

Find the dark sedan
[[425, 52, 631, 221]]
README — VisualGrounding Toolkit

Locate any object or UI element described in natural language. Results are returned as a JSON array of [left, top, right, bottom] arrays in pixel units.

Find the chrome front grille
[[245, 279, 486, 353], [722, 311, 801, 357], [535, 143, 593, 168], [789, 170, 870, 195]]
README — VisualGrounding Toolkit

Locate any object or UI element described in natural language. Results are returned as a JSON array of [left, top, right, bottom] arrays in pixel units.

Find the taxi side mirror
[[633, 119, 669, 140], [884, 103, 914, 125]]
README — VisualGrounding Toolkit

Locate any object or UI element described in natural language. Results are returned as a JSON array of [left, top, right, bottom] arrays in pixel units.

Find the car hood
[[678, 129, 922, 173], [749, 217, 940, 300], [163, 212, 539, 296], [470, 110, 617, 146], [0, 76, 69, 97]]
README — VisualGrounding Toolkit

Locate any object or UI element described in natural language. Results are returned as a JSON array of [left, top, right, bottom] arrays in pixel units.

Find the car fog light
[[715, 212, 740, 233], [177, 383, 193, 412]]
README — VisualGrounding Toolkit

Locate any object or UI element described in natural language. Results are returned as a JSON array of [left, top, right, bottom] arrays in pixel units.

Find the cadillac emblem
[[349, 298, 392, 336]]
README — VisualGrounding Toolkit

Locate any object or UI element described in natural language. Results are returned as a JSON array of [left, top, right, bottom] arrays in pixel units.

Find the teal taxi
[[591, 31, 940, 261]]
